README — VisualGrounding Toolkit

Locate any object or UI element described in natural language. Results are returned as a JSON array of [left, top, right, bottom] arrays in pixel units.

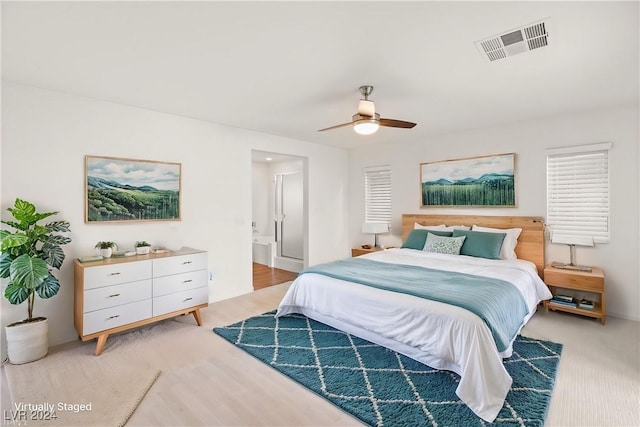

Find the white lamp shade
[[362, 222, 389, 234], [551, 233, 594, 247]]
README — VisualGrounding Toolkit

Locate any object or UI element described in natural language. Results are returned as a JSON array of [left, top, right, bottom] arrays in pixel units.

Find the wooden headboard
[[402, 214, 545, 277]]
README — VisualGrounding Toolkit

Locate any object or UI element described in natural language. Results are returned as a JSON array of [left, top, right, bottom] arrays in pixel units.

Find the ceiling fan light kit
[[353, 121, 380, 135], [353, 113, 380, 135], [318, 85, 416, 135]]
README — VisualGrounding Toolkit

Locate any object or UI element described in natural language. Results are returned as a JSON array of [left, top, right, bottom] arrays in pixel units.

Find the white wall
[[251, 161, 271, 236], [1, 82, 350, 354], [349, 105, 640, 321]]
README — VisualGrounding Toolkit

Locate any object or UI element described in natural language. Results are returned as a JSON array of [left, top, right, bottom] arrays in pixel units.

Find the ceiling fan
[[318, 85, 417, 135]]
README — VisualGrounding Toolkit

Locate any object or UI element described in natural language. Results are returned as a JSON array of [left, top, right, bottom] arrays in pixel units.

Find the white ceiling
[[2, 1, 638, 150]]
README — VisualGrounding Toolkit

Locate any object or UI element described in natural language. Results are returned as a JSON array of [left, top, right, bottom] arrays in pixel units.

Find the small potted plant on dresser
[[94, 241, 117, 258], [134, 241, 151, 255], [0, 198, 71, 364]]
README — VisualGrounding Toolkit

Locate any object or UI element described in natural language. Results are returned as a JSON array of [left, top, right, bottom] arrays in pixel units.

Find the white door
[[279, 172, 303, 260]]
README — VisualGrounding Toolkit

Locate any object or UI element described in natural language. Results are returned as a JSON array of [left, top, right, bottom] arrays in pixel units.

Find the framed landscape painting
[[420, 153, 515, 207], [85, 155, 181, 222]]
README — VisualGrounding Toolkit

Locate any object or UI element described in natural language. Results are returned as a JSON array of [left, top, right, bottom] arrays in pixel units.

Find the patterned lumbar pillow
[[423, 233, 466, 255]]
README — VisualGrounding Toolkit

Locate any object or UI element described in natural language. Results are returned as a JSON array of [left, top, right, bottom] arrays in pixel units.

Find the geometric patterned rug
[[214, 311, 562, 427]]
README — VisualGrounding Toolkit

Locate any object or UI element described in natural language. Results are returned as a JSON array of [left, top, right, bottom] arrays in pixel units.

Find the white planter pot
[[136, 246, 150, 255], [100, 248, 113, 258], [6, 318, 48, 364]]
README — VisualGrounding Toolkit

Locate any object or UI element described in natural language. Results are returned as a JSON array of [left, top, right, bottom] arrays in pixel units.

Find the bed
[[276, 214, 551, 422]]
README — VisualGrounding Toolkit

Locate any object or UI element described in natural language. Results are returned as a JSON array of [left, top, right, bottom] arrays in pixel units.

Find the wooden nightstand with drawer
[[351, 247, 382, 257], [543, 264, 605, 324]]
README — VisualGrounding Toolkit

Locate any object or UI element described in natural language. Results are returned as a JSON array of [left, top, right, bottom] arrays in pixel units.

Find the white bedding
[[276, 248, 552, 422]]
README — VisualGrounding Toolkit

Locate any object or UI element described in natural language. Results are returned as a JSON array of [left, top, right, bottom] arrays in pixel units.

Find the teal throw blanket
[[300, 258, 529, 352]]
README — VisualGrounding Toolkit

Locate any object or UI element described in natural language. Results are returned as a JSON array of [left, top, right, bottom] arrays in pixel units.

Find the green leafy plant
[[94, 241, 117, 250], [0, 199, 71, 323], [134, 241, 151, 248]]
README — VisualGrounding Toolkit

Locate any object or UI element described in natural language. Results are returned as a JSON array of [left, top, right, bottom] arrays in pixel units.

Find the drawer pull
[[182, 261, 192, 265], [183, 297, 193, 302], [107, 315, 120, 320], [108, 293, 121, 298], [109, 272, 121, 276], [183, 279, 193, 283]]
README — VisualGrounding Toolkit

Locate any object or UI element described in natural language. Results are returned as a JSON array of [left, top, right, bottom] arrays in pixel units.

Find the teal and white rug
[[214, 311, 562, 427]]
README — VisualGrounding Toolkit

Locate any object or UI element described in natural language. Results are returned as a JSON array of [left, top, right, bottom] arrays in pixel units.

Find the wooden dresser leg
[[192, 309, 203, 326], [95, 334, 109, 356]]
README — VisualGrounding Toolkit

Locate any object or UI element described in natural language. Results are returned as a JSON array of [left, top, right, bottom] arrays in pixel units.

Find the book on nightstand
[[579, 299, 595, 310], [552, 295, 575, 305], [550, 296, 578, 308]]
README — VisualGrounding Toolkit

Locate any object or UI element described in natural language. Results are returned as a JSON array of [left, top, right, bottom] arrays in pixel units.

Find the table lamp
[[550, 233, 594, 272], [362, 222, 389, 248]]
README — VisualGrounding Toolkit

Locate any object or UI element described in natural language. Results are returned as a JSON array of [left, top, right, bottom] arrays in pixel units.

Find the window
[[546, 143, 611, 243], [364, 165, 391, 223]]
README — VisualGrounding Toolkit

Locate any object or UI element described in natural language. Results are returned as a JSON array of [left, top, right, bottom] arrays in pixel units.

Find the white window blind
[[365, 165, 391, 223], [546, 143, 611, 243]]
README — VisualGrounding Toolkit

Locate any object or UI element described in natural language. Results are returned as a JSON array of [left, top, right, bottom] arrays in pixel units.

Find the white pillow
[[414, 223, 446, 230], [414, 223, 470, 231], [471, 225, 522, 260], [445, 224, 471, 231]]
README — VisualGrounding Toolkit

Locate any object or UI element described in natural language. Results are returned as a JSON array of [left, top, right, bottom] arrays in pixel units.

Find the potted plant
[[134, 241, 151, 255], [94, 241, 117, 258], [0, 198, 71, 364]]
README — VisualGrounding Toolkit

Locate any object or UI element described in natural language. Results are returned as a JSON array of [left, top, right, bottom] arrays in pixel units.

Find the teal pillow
[[451, 229, 507, 260], [423, 233, 466, 255], [425, 230, 454, 237], [401, 229, 453, 250]]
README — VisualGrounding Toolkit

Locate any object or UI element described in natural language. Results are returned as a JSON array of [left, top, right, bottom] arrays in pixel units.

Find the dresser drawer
[[153, 287, 208, 317], [83, 299, 152, 335], [153, 252, 207, 277], [83, 260, 152, 290], [153, 270, 207, 297], [83, 279, 152, 313]]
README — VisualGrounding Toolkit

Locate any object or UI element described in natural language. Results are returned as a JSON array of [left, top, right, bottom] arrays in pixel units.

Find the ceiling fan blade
[[318, 121, 353, 132], [379, 118, 417, 129]]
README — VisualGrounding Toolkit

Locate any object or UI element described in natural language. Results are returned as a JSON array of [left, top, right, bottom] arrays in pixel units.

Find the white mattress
[[276, 248, 551, 422]]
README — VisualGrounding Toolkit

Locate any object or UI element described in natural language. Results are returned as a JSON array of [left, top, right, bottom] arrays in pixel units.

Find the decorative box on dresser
[[74, 247, 209, 355]]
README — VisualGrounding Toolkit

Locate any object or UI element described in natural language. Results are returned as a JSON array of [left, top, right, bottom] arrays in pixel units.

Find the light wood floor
[[136, 287, 640, 426], [128, 283, 361, 426], [2, 283, 639, 426], [252, 262, 297, 290]]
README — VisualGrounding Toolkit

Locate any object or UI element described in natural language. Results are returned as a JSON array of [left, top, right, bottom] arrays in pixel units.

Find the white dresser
[[74, 248, 208, 355]]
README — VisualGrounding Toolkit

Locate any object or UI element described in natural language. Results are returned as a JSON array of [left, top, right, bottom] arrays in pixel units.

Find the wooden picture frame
[[85, 155, 181, 223], [420, 153, 515, 207]]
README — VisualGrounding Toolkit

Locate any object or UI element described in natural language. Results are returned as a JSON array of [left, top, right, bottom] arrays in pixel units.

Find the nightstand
[[351, 247, 382, 257], [543, 264, 605, 325]]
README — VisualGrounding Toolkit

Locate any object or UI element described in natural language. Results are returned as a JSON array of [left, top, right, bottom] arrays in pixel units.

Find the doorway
[[251, 150, 307, 289]]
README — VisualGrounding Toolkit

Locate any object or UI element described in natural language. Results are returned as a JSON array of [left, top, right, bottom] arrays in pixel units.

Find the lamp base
[[550, 261, 592, 273]]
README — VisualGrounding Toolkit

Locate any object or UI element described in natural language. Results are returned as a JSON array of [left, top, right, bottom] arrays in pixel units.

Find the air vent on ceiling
[[475, 19, 550, 62]]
